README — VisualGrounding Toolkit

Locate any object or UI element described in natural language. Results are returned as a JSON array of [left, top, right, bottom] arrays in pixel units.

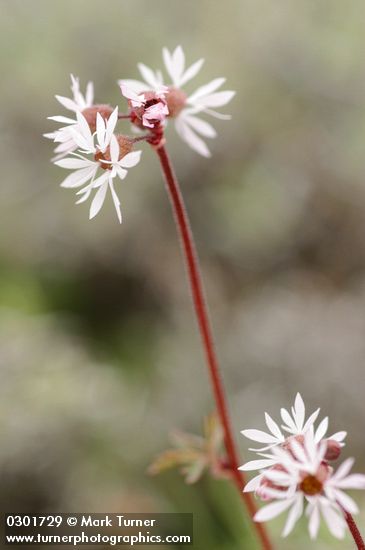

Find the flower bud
[[131, 91, 169, 129], [166, 87, 187, 117], [94, 135, 133, 170], [324, 439, 342, 461], [82, 104, 114, 132]]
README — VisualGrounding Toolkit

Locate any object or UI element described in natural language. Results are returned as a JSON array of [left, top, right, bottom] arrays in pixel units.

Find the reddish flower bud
[[325, 439, 342, 461], [82, 104, 114, 132], [131, 91, 169, 129], [166, 87, 187, 117]]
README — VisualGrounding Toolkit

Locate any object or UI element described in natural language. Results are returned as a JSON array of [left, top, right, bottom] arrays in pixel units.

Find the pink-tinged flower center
[[282, 434, 304, 453], [82, 104, 114, 132], [300, 475, 323, 496], [130, 91, 168, 129], [165, 87, 187, 117], [94, 135, 133, 170]]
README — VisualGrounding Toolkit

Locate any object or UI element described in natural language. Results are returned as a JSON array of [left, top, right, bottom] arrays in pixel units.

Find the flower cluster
[[45, 47, 234, 221], [45, 77, 142, 222], [119, 45, 235, 157], [240, 394, 365, 539]]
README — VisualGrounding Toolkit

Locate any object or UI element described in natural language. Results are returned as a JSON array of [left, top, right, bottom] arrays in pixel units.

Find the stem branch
[[155, 143, 273, 550]]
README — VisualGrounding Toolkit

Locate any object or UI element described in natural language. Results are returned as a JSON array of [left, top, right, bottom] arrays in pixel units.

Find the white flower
[[56, 74, 94, 113], [250, 431, 365, 540], [54, 108, 141, 223], [119, 45, 235, 157], [44, 75, 94, 160], [239, 393, 346, 475], [239, 394, 347, 497]]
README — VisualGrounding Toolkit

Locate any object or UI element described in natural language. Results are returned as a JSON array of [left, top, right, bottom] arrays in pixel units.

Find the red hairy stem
[[155, 143, 273, 550], [344, 512, 365, 550]]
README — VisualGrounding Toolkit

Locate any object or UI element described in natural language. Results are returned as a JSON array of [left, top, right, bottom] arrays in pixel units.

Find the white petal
[[280, 408, 297, 433], [282, 495, 303, 537], [183, 115, 217, 138], [120, 150, 142, 168], [332, 489, 358, 514], [320, 501, 346, 539], [110, 134, 120, 164], [96, 112, 106, 150], [263, 470, 292, 485], [109, 179, 122, 223], [263, 487, 293, 499], [75, 186, 93, 204], [55, 95, 78, 112], [314, 417, 328, 443], [303, 408, 321, 432], [333, 458, 355, 481], [44, 132, 57, 140], [89, 181, 108, 219], [118, 79, 148, 94], [89, 171, 110, 189], [76, 111, 93, 144], [244, 474, 264, 493], [53, 141, 75, 155], [271, 445, 296, 467], [105, 107, 118, 144], [265, 413, 284, 441], [171, 45, 185, 86], [48, 115, 76, 124], [191, 91, 235, 109], [188, 78, 226, 102], [175, 116, 211, 157], [240, 429, 279, 444], [294, 393, 306, 431], [329, 431, 347, 442], [238, 458, 277, 472], [120, 84, 143, 104], [336, 474, 365, 490], [137, 63, 161, 89], [248, 444, 277, 453], [198, 108, 232, 120], [55, 157, 94, 169], [308, 503, 320, 539], [179, 58, 205, 87], [69, 128, 94, 152], [289, 437, 308, 466], [60, 166, 96, 188], [86, 81, 94, 106], [254, 498, 295, 522], [116, 166, 128, 180], [163, 47, 182, 87]]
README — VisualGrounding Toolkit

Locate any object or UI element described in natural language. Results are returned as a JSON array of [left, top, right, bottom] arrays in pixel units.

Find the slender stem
[[118, 114, 132, 119], [131, 135, 151, 143], [155, 144, 273, 550], [344, 512, 365, 549]]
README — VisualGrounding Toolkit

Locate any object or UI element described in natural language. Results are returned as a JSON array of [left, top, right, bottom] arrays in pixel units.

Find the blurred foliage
[[1, 0, 365, 547], [148, 414, 229, 484]]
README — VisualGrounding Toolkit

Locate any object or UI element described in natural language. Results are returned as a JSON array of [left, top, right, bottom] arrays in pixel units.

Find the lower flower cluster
[[240, 394, 365, 539]]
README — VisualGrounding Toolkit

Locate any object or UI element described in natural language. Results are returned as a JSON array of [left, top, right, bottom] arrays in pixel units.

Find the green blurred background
[[1, 0, 365, 548]]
